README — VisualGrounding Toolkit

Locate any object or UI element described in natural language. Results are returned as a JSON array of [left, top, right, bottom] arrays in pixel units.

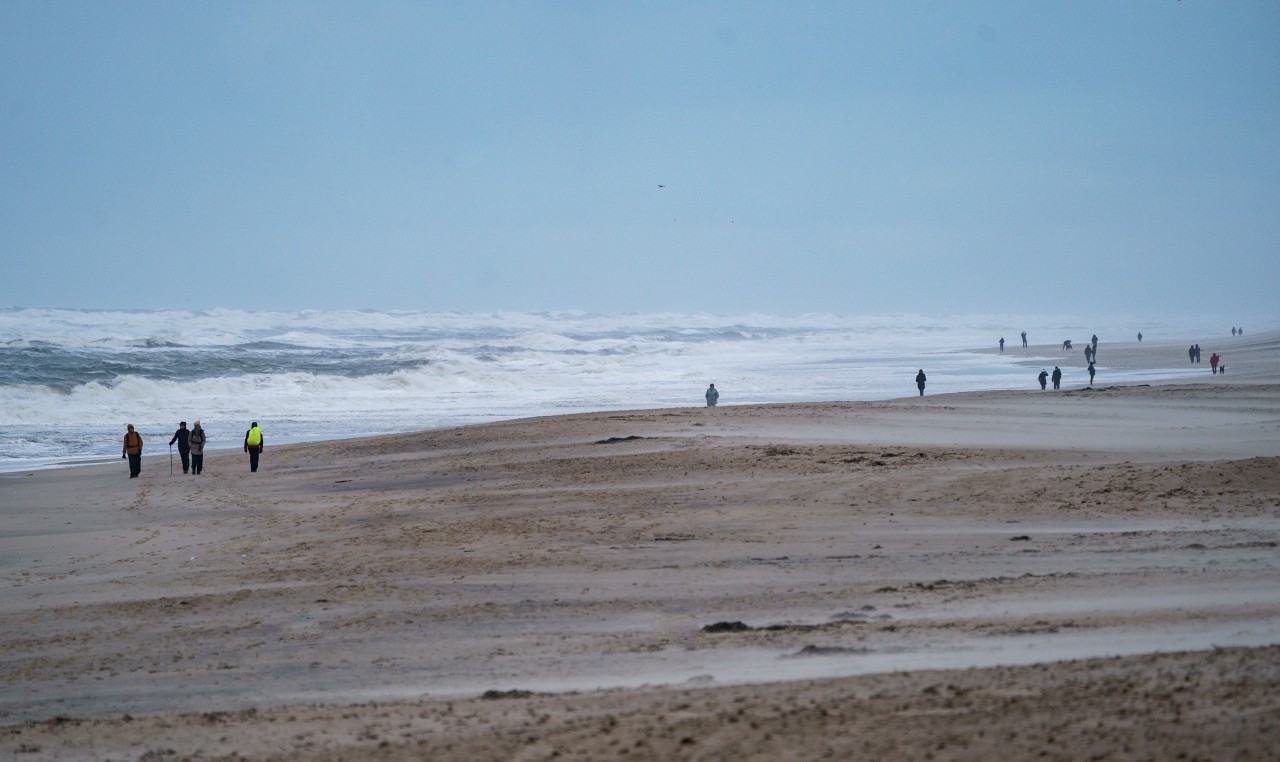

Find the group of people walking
[[121, 421, 263, 478]]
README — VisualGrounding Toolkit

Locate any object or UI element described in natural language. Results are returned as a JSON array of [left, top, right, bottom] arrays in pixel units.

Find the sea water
[[0, 308, 1222, 472]]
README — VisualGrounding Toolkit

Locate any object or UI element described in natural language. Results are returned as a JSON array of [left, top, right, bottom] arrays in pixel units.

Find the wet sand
[[2, 332, 1279, 760]]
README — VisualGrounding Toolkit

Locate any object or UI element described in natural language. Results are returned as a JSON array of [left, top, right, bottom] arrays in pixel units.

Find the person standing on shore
[[1138, 332, 1143, 342], [999, 337, 1005, 353], [244, 421, 264, 472], [169, 421, 191, 474], [1021, 331, 1027, 348], [1038, 369, 1048, 390], [1210, 352, 1220, 374], [122, 423, 143, 478], [705, 383, 719, 407], [1088, 362, 1096, 386], [915, 369, 927, 396], [1051, 366, 1062, 390], [189, 421, 206, 475]]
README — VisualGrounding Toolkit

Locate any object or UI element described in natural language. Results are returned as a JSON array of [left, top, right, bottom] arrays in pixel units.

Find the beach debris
[[480, 689, 539, 700], [702, 621, 752, 633], [1010, 535, 1031, 541], [595, 435, 645, 445]]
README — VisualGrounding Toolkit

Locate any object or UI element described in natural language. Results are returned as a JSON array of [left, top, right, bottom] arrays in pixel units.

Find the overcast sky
[[2, 1, 1277, 316]]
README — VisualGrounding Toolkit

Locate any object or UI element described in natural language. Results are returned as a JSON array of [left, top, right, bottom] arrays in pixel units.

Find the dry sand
[[3, 332, 1279, 760]]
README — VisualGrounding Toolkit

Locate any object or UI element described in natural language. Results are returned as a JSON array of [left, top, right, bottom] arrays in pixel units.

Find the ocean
[[0, 308, 1220, 472]]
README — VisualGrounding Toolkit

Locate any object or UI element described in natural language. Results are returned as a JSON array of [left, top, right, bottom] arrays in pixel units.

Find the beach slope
[[2, 379, 1279, 759]]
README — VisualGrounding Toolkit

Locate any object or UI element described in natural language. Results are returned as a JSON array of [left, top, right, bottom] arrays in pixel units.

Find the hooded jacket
[[188, 426, 207, 455], [123, 426, 143, 455]]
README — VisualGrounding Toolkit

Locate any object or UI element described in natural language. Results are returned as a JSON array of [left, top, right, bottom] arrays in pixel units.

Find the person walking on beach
[[1021, 331, 1027, 348], [1210, 352, 1220, 374], [1038, 369, 1048, 390], [1189, 345, 1196, 363], [169, 421, 191, 474], [705, 383, 719, 407], [244, 421, 264, 472], [1051, 366, 1062, 390], [122, 423, 143, 478], [188, 421, 206, 475], [1084, 345, 1092, 364], [1088, 362, 1096, 386], [1138, 332, 1143, 342], [999, 337, 1005, 353], [915, 369, 927, 396], [1195, 344, 1202, 362]]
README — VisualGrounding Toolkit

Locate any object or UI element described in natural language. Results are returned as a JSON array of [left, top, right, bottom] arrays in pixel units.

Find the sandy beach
[[3, 333, 1279, 760]]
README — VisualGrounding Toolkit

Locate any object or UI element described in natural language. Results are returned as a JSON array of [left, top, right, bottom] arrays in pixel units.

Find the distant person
[[1188, 345, 1196, 363], [999, 337, 1005, 353], [189, 421, 207, 475], [1062, 340, 1072, 350], [1051, 366, 1062, 390], [1084, 345, 1092, 363], [122, 423, 143, 478], [1195, 344, 1202, 362], [915, 369, 927, 397], [1239, 328, 1243, 336], [1232, 327, 1237, 336], [1091, 335, 1099, 361], [705, 383, 719, 407], [1038, 369, 1048, 390], [1088, 362, 1096, 386], [1021, 331, 1027, 348], [244, 421, 264, 472], [1137, 332, 1143, 342], [1210, 352, 1220, 374], [169, 421, 191, 474]]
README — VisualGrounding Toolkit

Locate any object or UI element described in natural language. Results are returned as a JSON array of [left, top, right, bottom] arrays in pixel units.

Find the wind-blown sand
[[3, 332, 1279, 760]]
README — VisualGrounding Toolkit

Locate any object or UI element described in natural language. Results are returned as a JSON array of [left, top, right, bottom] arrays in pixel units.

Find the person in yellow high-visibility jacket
[[243, 421, 264, 472]]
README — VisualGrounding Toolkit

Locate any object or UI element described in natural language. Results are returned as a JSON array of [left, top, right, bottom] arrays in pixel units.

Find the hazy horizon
[[3, 2, 1278, 317]]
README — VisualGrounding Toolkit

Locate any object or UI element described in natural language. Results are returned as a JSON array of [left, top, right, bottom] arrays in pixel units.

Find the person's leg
[[129, 453, 141, 477], [192, 454, 202, 474], [249, 448, 260, 472], [180, 449, 190, 473]]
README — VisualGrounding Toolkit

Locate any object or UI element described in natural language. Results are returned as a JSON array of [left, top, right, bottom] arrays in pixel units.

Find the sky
[[2, 1, 1278, 317]]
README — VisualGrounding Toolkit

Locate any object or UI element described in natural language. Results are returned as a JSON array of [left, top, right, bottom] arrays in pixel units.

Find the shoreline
[[2, 366, 1278, 757], [5, 328, 1275, 476]]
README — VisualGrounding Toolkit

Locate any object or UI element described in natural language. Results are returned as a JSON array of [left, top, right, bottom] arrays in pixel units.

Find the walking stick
[[169, 443, 173, 475]]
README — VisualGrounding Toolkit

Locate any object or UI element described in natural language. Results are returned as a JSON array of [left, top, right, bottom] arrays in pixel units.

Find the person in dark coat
[[1051, 366, 1062, 390], [915, 369, 927, 396], [169, 421, 191, 474], [1087, 362, 1096, 386], [1038, 369, 1048, 390]]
